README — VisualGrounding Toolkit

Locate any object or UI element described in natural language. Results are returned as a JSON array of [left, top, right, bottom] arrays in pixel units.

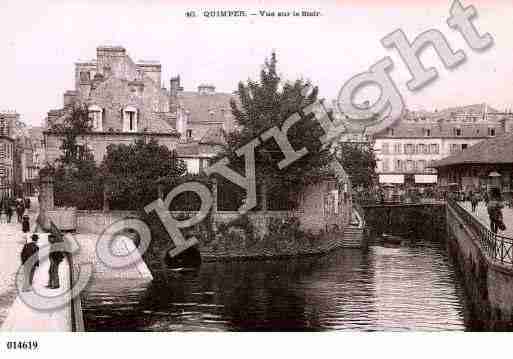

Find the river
[[82, 236, 474, 331]]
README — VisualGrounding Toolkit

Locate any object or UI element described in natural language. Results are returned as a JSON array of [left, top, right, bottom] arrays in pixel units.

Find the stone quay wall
[[446, 202, 513, 330], [361, 203, 446, 240], [75, 210, 292, 238], [74, 209, 349, 271]]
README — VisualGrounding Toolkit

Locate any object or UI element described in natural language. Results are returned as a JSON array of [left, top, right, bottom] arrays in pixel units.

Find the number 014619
[[6, 341, 39, 350]]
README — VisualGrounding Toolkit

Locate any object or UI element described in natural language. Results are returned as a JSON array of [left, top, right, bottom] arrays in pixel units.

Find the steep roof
[[175, 142, 201, 157], [432, 133, 513, 167], [405, 103, 500, 121], [374, 121, 504, 139], [178, 91, 235, 124], [199, 126, 226, 145]]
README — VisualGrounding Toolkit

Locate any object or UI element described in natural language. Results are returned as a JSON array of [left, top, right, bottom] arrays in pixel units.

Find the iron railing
[[448, 199, 513, 266]]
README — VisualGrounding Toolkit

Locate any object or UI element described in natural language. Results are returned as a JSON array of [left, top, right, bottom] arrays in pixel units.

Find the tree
[[222, 52, 333, 210], [50, 104, 93, 168], [48, 105, 102, 209], [334, 142, 377, 189], [100, 138, 187, 210]]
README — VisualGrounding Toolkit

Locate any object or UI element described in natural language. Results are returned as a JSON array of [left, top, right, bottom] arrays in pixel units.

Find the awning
[[379, 174, 404, 184], [414, 174, 437, 184]]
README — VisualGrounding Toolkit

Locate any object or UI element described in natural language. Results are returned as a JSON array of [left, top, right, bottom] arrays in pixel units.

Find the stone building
[[170, 76, 236, 142], [170, 76, 237, 174], [45, 46, 181, 164], [44, 46, 235, 174], [374, 104, 513, 188], [0, 112, 17, 197], [24, 126, 45, 195], [432, 132, 513, 197]]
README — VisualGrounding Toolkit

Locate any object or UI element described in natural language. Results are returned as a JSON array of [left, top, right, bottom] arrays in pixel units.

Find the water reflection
[[83, 237, 472, 331]]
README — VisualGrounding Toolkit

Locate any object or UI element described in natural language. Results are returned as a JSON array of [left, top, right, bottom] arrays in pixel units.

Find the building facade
[[45, 46, 181, 164], [44, 46, 235, 175], [0, 112, 16, 198], [432, 133, 513, 199], [374, 104, 513, 187]]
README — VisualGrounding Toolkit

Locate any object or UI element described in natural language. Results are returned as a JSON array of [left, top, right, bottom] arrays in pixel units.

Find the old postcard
[[0, 0, 512, 357]]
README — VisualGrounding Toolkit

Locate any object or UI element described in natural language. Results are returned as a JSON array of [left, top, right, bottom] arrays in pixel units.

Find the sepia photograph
[[0, 0, 513, 356]]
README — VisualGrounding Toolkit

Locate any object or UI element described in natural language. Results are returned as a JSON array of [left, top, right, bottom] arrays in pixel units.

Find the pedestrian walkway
[[460, 201, 513, 238], [74, 233, 153, 280], [0, 218, 27, 326], [0, 215, 72, 332]]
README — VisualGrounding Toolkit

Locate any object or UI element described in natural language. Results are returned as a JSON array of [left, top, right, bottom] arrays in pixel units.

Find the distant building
[[175, 127, 225, 175], [0, 112, 17, 197], [171, 76, 236, 142], [373, 104, 513, 187], [432, 132, 513, 197]]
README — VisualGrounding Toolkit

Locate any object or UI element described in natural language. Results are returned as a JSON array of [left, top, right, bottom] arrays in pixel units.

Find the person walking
[[470, 191, 479, 212], [15, 198, 24, 223], [47, 234, 65, 289], [22, 214, 30, 241], [483, 190, 489, 207], [6, 203, 13, 223], [487, 188, 505, 234], [20, 234, 40, 292]]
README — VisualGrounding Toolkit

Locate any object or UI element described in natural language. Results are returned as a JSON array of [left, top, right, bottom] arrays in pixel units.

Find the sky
[[0, 0, 512, 127]]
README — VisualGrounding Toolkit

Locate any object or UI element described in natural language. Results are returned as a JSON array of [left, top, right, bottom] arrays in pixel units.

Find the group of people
[[0, 197, 30, 224], [3, 195, 65, 293], [20, 233, 65, 292], [486, 188, 506, 234]]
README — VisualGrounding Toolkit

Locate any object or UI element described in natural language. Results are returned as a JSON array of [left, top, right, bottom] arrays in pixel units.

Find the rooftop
[[432, 133, 513, 167], [374, 121, 505, 139], [179, 90, 235, 124]]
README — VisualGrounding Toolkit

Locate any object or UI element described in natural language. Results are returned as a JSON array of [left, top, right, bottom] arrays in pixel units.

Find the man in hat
[[47, 234, 65, 289], [20, 234, 39, 292]]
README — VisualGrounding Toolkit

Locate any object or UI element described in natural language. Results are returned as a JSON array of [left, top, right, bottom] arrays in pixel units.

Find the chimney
[[63, 91, 77, 108], [169, 76, 181, 113]]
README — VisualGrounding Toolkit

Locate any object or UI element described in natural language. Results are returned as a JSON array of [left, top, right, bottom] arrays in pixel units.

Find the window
[[381, 143, 389, 155], [80, 71, 90, 82], [88, 105, 103, 131], [405, 144, 414, 155], [430, 144, 439, 154], [394, 143, 402, 154], [418, 160, 426, 173], [0, 119, 7, 136], [416, 144, 426, 154], [453, 127, 462, 136], [388, 128, 394, 136], [406, 160, 414, 172], [450, 144, 459, 153], [123, 106, 138, 132], [424, 128, 431, 137], [488, 127, 496, 137], [186, 129, 193, 139], [395, 159, 402, 171], [462, 144, 468, 150], [382, 159, 390, 172]]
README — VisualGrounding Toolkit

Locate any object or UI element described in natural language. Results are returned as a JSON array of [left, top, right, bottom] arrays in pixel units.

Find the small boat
[[382, 233, 407, 247]]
